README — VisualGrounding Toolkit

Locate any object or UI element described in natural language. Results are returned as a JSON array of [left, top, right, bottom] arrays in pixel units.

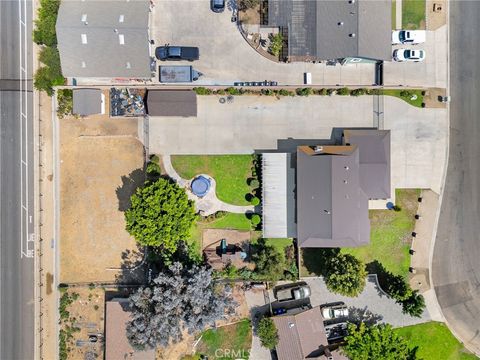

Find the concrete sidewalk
[[409, 189, 445, 322], [38, 92, 57, 360]]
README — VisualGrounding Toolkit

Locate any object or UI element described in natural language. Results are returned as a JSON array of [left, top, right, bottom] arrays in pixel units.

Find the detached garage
[[146, 90, 197, 117]]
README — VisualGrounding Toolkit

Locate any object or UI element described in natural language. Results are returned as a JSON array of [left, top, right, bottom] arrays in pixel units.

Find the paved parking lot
[[152, 1, 446, 88], [384, 26, 447, 88], [148, 94, 447, 193], [152, 0, 375, 86]]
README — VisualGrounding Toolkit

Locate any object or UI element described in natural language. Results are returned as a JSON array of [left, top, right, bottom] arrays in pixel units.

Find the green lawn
[[343, 189, 420, 277], [395, 322, 478, 360], [382, 89, 424, 108], [196, 319, 252, 359], [301, 190, 420, 278], [402, 0, 426, 30], [171, 155, 254, 206]]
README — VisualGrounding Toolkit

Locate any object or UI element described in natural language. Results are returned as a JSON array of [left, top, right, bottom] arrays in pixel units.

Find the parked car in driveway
[[392, 30, 426, 44], [393, 49, 426, 62], [325, 322, 348, 343], [210, 0, 225, 12], [274, 282, 311, 302], [155, 46, 199, 61], [321, 302, 349, 321]]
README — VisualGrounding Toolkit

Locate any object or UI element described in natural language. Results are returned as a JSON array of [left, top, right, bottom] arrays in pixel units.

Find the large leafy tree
[[33, 0, 60, 46], [342, 323, 418, 360], [252, 238, 285, 281], [125, 178, 196, 259], [324, 253, 367, 297], [257, 317, 279, 349], [126, 262, 236, 349]]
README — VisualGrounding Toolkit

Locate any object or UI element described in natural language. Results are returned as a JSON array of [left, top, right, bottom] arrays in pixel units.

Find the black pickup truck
[[155, 46, 199, 61]]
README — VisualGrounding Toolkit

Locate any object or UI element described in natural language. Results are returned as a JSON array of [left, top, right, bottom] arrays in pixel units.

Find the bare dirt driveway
[[60, 114, 145, 283]]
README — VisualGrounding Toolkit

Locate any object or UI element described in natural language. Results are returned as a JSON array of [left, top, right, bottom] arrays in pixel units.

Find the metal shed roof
[[262, 153, 296, 238], [73, 88, 102, 116], [146, 90, 197, 117], [56, 0, 151, 78]]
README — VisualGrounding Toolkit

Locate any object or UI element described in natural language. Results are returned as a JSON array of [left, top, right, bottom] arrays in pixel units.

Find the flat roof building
[[56, 0, 151, 78]]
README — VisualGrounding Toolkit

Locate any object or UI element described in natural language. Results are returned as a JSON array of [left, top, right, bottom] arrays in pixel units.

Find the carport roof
[[73, 88, 102, 116], [56, 0, 151, 78], [273, 306, 329, 360], [296, 146, 370, 248], [268, 0, 392, 61], [146, 90, 197, 117]]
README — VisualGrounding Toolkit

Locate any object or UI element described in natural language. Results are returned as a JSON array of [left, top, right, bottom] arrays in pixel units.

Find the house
[[56, 0, 152, 79], [262, 130, 391, 247], [267, 0, 392, 63], [105, 299, 155, 360], [273, 306, 348, 360]]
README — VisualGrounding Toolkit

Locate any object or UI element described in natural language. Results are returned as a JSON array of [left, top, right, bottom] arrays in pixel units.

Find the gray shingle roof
[[73, 88, 102, 115], [344, 130, 391, 199], [273, 307, 329, 360], [296, 146, 370, 248], [56, 0, 151, 78], [268, 0, 391, 61]]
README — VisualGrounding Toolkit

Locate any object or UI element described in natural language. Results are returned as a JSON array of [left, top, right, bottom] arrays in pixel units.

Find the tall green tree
[[125, 178, 197, 260], [257, 317, 279, 350], [252, 238, 285, 281], [324, 253, 367, 297], [33, 0, 60, 46], [342, 323, 418, 360]]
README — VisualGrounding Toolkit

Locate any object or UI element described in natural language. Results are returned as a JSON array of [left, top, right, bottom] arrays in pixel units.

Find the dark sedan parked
[[155, 46, 199, 61], [211, 0, 225, 12]]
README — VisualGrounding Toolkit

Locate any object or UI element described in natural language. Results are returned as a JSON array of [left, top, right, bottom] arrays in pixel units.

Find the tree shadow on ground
[[116, 167, 146, 212], [115, 246, 149, 285], [301, 248, 340, 277], [347, 306, 383, 326], [366, 260, 395, 298]]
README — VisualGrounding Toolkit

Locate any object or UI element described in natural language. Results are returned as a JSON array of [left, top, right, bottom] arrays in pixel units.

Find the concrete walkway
[[162, 155, 254, 216], [396, 0, 402, 30]]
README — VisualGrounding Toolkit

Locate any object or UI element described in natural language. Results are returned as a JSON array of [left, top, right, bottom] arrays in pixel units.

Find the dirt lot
[[60, 287, 105, 360], [60, 108, 145, 283]]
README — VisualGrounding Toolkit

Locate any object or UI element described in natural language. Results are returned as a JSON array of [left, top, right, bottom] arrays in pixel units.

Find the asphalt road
[[0, 0, 35, 359], [432, 0, 480, 355]]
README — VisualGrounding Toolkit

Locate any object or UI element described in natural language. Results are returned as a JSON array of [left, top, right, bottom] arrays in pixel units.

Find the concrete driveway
[[148, 95, 447, 193], [384, 26, 447, 88], [152, 0, 375, 86]]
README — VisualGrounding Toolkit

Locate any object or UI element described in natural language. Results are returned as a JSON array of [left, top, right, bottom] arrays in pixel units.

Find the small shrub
[[251, 214, 261, 226], [269, 33, 284, 57], [326, 88, 335, 96], [146, 161, 161, 176], [257, 317, 279, 349], [248, 178, 260, 188], [94, 305, 99, 311], [250, 196, 260, 206], [56, 89, 73, 119], [296, 87, 313, 96], [350, 88, 367, 97], [337, 87, 350, 96], [226, 87, 242, 95], [367, 88, 381, 95], [400, 90, 413, 98], [193, 87, 212, 95], [317, 88, 327, 96], [393, 205, 402, 212], [150, 154, 160, 164], [33, 0, 60, 47], [277, 89, 295, 96], [421, 102, 426, 108]]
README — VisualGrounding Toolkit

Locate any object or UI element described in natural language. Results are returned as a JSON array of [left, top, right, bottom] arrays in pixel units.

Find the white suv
[[393, 49, 426, 62], [392, 30, 426, 45]]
